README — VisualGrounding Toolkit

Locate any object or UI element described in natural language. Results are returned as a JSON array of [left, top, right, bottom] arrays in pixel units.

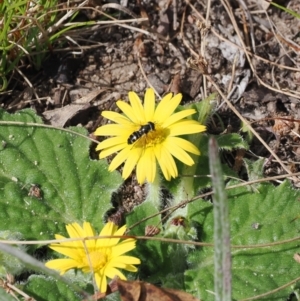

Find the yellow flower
[[45, 222, 140, 293], [95, 88, 206, 183]]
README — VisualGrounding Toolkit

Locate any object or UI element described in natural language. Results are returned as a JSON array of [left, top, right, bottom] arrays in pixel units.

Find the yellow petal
[[121, 255, 141, 265], [162, 109, 196, 128], [122, 147, 142, 179], [100, 221, 118, 236], [48, 244, 80, 259], [136, 147, 156, 183], [164, 140, 195, 166], [154, 93, 182, 122], [114, 224, 127, 236], [97, 142, 128, 158], [136, 161, 146, 183], [63, 223, 87, 250], [123, 264, 139, 272], [112, 239, 138, 256], [97, 222, 126, 247], [95, 271, 107, 293], [167, 137, 200, 155], [94, 124, 129, 136], [108, 256, 140, 269], [104, 266, 127, 280], [45, 258, 78, 274], [96, 136, 126, 150], [82, 222, 95, 236], [54, 234, 66, 240], [82, 222, 97, 249], [136, 147, 156, 184], [128, 91, 146, 122], [117, 100, 141, 124], [162, 149, 178, 179], [108, 146, 133, 172], [66, 223, 85, 238], [143, 88, 155, 121], [101, 111, 132, 125], [154, 145, 178, 180], [169, 120, 206, 136], [51, 234, 79, 250], [100, 224, 127, 248], [145, 147, 156, 183], [97, 222, 119, 248]]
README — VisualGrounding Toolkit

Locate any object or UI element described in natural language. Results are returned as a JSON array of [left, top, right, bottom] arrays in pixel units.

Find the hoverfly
[[127, 122, 155, 144]]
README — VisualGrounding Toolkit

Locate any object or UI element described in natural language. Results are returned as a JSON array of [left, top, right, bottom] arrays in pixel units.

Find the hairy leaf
[[0, 109, 122, 240], [186, 180, 300, 300]]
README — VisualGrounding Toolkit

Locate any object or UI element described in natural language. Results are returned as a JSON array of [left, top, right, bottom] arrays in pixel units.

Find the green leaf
[[24, 275, 82, 301], [241, 120, 254, 143], [216, 133, 249, 151], [0, 287, 16, 301], [186, 180, 300, 300], [127, 190, 165, 281], [126, 175, 162, 233], [243, 157, 265, 181], [163, 134, 238, 216], [190, 93, 217, 125], [126, 180, 187, 288], [0, 109, 123, 241], [0, 231, 26, 276]]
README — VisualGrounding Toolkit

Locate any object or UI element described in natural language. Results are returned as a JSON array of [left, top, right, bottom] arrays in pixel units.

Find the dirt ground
[[1, 0, 300, 208]]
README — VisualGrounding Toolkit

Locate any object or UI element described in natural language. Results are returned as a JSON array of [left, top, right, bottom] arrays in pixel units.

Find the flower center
[[81, 250, 109, 272], [135, 125, 169, 147]]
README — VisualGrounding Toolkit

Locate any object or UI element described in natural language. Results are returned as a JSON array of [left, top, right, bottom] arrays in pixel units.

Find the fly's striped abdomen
[[127, 122, 155, 144]]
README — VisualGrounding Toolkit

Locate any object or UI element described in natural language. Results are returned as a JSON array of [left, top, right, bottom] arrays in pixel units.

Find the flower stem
[[145, 167, 162, 210]]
